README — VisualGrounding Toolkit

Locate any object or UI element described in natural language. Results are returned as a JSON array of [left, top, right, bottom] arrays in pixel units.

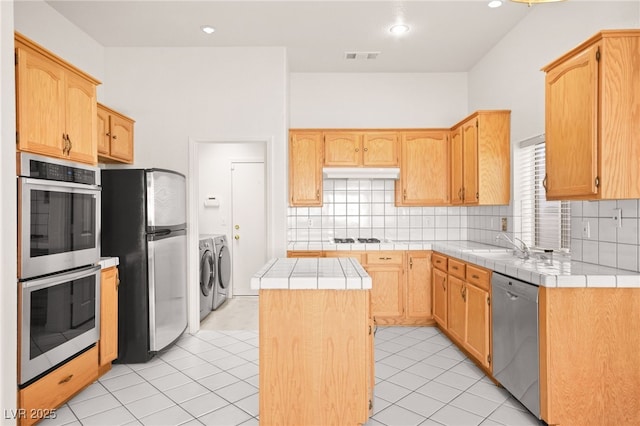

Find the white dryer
[[211, 235, 230, 310], [198, 236, 215, 320]]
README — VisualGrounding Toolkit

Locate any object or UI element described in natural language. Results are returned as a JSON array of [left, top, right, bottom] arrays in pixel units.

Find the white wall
[[0, 0, 17, 417], [290, 72, 468, 128], [14, 0, 105, 97], [198, 142, 266, 236]]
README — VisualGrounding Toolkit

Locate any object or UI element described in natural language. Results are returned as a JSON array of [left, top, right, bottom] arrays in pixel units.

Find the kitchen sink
[[477, 251, 523, 262]]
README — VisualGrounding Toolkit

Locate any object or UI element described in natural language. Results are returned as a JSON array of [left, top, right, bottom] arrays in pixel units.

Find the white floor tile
[[68, 393, 122, 420], [388, 335, 423, 348], [449, 392, 501, 418], [403, 361, 446, 380], [67, 382, 108, 405], [126, 357, 165, 371], [244, 374, 259, 388], [168, 355, 208, 370], [125, 393, 176, 419], [208, 335, 241, 348], [502, 396, 531, 413], [101, 364, 133, 380], [79, 406, 137, 426], [197, 347, 233, 363], [378, 353, 418, 370], [449, 362, 485, 380], [100, 372, 146, 392], [421, 354, 462, 370], [386, 371, 431, 391], [223, 341, 254, 354], [374, 348, 393, 361], [181, 362, 223, 380], [376, 340, 409, 354], [372, 396, 393, 415], [36, 405, 77, 426], [238, 418, 259, 426], [234, 393, 259, 417], [177, 339, 216, 355], [236, 348, 259, 362], [436, 346, 467, 361], [373, 403, 427, 426], [374, 363, 402, 380], [374, 380, 413, 403], [395, 392, 446, 418], [214, 355, 252, 370], [163, 381, 211, 404], [199, 371, 242, 391], [397, 347, 434, 361], [488, 405, 542, 426], [214, 381, 258, 403], [135, 363, 178, 381], [430, 404, 484, 426], [197, 404, 252, 425], [227, 362, 259, 380], [158, 346, 192, 362], [479, 419, 506, 426], [425, 334, 454, 347], [179, 392, 228, 417], [112, 382, 160, 405], [415, 381, 463, 404], [148, 372, 193, 392], [465, 381, 510, 404], [433, 370, 479, 391], [139, 405, 194, 426]]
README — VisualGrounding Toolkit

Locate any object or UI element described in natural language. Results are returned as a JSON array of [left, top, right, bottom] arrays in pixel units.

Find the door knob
[[234, 235, 240, 240]]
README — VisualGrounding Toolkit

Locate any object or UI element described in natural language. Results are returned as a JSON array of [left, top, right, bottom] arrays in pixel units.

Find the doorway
[[231, 161, 265, 296]]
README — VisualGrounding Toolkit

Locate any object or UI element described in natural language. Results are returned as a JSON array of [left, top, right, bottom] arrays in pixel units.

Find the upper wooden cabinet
[[396, 130, 449, 206], [15, 32, 100, 165], [289, 130, 323, 206], [542, 30, 640, 200], [97, 103, 135, 164], [324, 130, 399, 167], [451, 111, 510, 206]]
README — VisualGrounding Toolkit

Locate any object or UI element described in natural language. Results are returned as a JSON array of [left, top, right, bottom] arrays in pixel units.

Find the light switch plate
[[582, 220, 591, 238], [501, 217, 508, 232]]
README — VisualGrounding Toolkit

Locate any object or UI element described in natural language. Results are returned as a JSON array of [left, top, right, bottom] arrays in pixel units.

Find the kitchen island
[[251, 257, 373, 426]]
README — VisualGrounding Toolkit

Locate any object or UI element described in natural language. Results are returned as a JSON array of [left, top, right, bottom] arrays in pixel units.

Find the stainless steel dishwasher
[[492, 272, 540, 418]]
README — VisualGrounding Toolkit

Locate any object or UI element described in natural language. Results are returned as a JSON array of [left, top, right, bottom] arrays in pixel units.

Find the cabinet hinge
[[369, 400, 373, 410], [595, 176, 600, 188], [368, 325, 372, 335], [596, 48, 601, 62], [487, 354, 492, 364], [15, 52, 18, 65], [16, 131, 19, 144], [476, 119, 479, 128]]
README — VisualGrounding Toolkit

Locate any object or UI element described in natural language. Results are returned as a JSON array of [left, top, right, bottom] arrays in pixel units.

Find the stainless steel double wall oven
[[17, 153, 102, 386]]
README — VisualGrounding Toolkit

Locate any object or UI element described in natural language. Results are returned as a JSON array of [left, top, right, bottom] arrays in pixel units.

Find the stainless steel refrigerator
[[101, 169, 187, 363]]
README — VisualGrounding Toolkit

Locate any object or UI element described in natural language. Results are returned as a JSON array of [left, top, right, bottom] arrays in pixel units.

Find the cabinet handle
[[364, 147, 368, 152], [403, 189, 407, 200], [458, 188, 462, 200], [58, 374, 73, 385], [461, 284, 466, 301], [62, 133, 68, 154], [409, 258, 413, 269], [355, 148, 359, 152], [67, 134, 72, 153], [112, 135, 118, 140], [106, 132, 111, 137], [461, 187, 465, 201], [379, 257, 392, 260], [472, 274, 479, 279], [316, 189, 320, 199], [543, 174, 548, 192], [442, 277, 446, 290], [452, 266, 458, 270]]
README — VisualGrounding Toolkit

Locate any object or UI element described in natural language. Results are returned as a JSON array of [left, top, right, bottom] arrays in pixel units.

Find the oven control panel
[[28, 158, 97, 185]]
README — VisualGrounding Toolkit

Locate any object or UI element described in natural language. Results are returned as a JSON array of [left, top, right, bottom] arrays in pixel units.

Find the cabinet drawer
[[432, 253, 448, 271], [287, 251, 323, 258], [19, 346, 99, 426], [466, 265, 491, 291], [448, 258, 466, 279], [324, 251, 364, 263], [365, 252, 403, 266]]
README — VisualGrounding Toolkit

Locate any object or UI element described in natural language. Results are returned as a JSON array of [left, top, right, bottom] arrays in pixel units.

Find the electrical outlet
[[308, 218, 313, 227], [582, 220, 591, 238], [501, 217, 508, 232]]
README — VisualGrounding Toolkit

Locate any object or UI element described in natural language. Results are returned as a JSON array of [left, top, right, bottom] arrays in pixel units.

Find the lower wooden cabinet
[[259, 289, 372, 425], [99, 266, 119, 370], [432, 252, 492, 372], [364, 252, 405, 321], [17, 346, 99, 426], [405, 252, 433, 321]]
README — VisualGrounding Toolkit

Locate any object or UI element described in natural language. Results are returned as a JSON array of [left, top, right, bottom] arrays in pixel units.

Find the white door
[[231, 162, 266, 296]]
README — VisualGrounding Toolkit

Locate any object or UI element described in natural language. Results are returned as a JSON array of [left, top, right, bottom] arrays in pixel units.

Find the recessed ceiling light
[[488, 0, 503, 7], [201, 25, 215, 34], [389, 24, 410, 34]]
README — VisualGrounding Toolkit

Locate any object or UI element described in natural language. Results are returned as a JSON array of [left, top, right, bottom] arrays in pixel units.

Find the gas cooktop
[[333, 238, 381, 244]]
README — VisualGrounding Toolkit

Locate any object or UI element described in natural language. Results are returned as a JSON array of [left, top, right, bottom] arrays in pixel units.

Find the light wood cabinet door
[[447, 276, 466, 345], [367, 266, 404, 319], [65, 72, 97, 164], [100, 267, 119, 367], [406, 252, 432, 320], [432, 267, 447, 328], [450, 127, 463, 205], [465, 283, 490, 369], [289, 131, 323, 206], [15, 45, 66, 158], [462, 118, 479, 205], [97, 106, 110, 155], [363, 132, 398, 166], [396, 131, 449, 206], [545, 43, 599, 199], [324, 132, 362, 166], [97, 104, 135, 164]]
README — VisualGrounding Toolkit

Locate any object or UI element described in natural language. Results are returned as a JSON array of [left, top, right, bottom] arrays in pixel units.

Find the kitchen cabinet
[[396, 130, 449, 206], [259, 289, 372, 425], [15, 32, 99, 165], [450, 111, 510, 205], [363, 252, 404, 321], [17, 346, 99, 426], [432, 252, 493, 372], [431, 253, 448, 328], [289, 130, 323, 206], [99, 266, 119, 372], [542, 30, 640, 200], [323, 131, 399, 167], [97, 103, 134, 164], [405, 251, 432, 321], [286, 250, 323, 258]]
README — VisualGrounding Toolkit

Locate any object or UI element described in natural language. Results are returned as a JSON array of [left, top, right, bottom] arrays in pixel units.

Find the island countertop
[[250, 257, 371, 290]]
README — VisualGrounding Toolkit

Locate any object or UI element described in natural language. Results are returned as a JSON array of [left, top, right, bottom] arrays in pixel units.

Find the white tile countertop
[[99, 256, 120, 269], [251, 257, 372, 290], [287, 240, 640, 289]]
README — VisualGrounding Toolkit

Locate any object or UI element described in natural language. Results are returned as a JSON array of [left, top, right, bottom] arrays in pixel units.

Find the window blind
[[518, 137, 570, 251]]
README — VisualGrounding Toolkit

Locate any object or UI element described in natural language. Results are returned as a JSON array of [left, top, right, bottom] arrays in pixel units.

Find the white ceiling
[[43, 0, 534, 72]]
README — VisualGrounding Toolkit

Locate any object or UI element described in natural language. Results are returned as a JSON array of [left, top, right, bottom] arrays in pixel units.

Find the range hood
[[322, 167, 400, 180]]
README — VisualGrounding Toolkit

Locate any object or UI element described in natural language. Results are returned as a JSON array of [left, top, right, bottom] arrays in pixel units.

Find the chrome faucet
[[496, 233, 531, 260]]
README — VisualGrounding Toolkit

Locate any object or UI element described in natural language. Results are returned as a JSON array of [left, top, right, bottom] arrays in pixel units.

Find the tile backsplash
[[287, 179, 468, 242]]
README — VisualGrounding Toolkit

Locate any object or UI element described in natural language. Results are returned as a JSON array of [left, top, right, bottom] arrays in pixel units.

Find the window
[[518, 135, 570, 251]]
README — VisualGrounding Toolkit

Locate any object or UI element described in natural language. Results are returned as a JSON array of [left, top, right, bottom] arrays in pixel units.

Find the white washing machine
[[211, 234, 230, 310], [199, 236, 215, 320]]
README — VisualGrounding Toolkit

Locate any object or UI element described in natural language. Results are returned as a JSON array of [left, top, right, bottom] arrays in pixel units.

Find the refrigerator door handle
[[147, 241, 158, 351]]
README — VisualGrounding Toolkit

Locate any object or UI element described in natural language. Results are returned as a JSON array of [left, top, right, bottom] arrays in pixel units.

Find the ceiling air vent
[[344, 51, 380, 60]]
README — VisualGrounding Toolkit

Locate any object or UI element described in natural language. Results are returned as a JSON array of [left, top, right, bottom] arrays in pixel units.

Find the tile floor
[[39, 300, 545, 426]]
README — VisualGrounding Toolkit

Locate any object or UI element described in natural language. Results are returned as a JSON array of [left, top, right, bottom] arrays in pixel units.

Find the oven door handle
[[20, 177, 101, 192], [20, 265, 102, 289]]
